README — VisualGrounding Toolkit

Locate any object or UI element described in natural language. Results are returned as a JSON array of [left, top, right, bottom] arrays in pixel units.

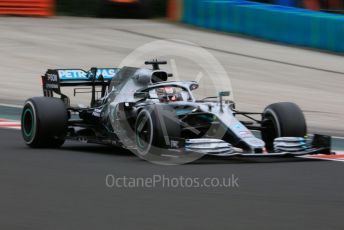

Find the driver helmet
[[156, 86, 180, 102]]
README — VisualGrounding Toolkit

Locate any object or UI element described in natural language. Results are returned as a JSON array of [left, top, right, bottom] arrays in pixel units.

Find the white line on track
[[0, 103, 22, 108]]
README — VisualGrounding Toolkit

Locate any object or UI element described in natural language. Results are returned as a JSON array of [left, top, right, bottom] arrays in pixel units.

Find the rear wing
[[42, 68, 120, 106]]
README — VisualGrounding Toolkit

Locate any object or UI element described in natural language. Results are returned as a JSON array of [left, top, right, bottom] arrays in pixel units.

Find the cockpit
[[148, 86, 192, 103]]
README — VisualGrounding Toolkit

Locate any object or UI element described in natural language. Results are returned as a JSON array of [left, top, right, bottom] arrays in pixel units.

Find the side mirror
[[219, 91, 230, 97], [189, 83, 199, 91], [219, 91, 230, 112], [134, 92, 149, 99]]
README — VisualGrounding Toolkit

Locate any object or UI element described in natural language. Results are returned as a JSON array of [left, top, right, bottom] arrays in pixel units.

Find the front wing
[[172, 134, 333, 157]]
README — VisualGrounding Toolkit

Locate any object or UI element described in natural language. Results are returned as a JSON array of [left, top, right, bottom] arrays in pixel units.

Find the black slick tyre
[[21, 97, 68, 148]]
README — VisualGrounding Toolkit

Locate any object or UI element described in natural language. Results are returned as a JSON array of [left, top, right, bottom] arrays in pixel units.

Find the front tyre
[[134, 105, 181, 158], [261, 102, 307, 151], [135, 109, 154, 156], [21, 97, 68, 148]]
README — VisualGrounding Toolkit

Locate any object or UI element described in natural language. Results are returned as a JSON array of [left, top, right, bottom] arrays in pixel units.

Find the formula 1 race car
[[21, 60, 332, 160]]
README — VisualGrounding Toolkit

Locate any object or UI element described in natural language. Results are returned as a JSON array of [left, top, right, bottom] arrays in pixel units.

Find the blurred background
[[249, 0, 344, 13], [0, 0, 342, 18], [57, 0, 167, 17]]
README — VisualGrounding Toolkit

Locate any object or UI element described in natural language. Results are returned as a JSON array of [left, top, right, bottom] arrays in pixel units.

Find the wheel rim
[[135, 111, 153, 156], [22, 108, 34, 138]]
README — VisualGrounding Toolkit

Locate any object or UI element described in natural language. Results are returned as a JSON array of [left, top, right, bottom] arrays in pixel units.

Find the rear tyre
[[135, 105, 181, 157], [21, 97, 68, 148], [261, 102, 307, 151]]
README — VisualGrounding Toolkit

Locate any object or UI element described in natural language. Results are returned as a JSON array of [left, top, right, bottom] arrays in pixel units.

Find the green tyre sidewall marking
[[136, 129, 144, 149], [136, 117, 146, 149], [22, 107, 35, 139]]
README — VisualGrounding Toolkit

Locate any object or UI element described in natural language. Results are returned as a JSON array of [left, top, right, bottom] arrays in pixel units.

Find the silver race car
[[21, 60, 332, 160]]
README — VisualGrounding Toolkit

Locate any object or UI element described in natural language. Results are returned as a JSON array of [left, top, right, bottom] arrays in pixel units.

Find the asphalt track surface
[[0, 128, 344, 230], [0, 17, 344, 230]]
